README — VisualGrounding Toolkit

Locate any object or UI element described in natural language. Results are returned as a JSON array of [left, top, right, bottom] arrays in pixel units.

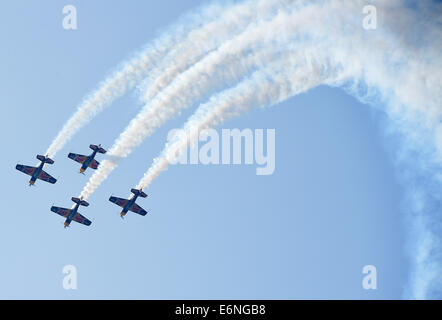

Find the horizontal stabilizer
[[131, 188, 147, 198], [71, 197, 89, 207], [90, 144, 107, 154], [36, 155, 54, 164]]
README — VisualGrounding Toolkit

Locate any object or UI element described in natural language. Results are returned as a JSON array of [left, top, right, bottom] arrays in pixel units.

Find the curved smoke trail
[[80, 4, 321, 199], [45, 0, 285, 158], [54, 0, 442, 299], [137, 0, 292, 104], [135, 49, 333, 189], [133, 0, 441, 299]]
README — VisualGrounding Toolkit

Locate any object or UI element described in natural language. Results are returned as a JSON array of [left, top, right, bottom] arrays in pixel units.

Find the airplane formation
[[15, 144, 148, 228]]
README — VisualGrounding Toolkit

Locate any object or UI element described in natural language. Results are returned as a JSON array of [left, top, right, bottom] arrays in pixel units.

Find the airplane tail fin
[[131, 188, 148, 198], [36, 155, 54, 164], [71, 197, 90, 207], [90, 144, 107, 154]]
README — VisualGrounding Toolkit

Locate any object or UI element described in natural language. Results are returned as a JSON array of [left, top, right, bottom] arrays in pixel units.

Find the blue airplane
[[16, 155, 57, 186], [51, 197, 92, 228], [68, 144, 106, 174], [109, 188, 148, 218]]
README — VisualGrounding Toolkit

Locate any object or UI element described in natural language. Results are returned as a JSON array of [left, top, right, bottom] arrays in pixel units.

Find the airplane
[[68, 144, 106, 174], [109, 188, 148, 218], [16, 155, 57, 186], [51, 197, 92, 228]]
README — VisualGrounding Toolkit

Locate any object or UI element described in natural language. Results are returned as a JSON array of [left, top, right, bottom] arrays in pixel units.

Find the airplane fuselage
[[121, 194, 139, 216], [30, 161, 45, 185], [65, 203, 81, 227], [80, 149, 99, 173]]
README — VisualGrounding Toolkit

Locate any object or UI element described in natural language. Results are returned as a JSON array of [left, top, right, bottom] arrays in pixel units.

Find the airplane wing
[[129, 203, 148, 216], [38, 170, 57, 184], [72, 212, 92, 226], [109, 196, 129, 208], [89, 159, 99, 169], [50, 206, 71, 218], [16, 164, 37, 177], [68, 153, 88, 164]]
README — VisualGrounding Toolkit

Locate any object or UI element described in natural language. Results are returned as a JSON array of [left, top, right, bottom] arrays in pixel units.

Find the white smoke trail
[[133, 0, 441, 299], [137, 0, 292, 104], [135, 50, 336, 189], [80, 4, 325, 199], [45, 0, 267, 158], [68, 0, 441, 298]]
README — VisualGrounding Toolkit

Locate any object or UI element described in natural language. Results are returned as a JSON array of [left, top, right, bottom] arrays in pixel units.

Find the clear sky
[[0, 0, 411, 299]]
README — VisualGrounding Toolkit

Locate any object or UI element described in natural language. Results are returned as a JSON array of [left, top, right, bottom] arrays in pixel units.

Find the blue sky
[[0, 0, 411, 299]]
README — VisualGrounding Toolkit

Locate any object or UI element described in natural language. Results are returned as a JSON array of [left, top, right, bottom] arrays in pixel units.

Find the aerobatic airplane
[[109, 188, 148, 218], [68, 144, 106, 174], [51, 197, 92, 228], [16, 155, 57, 186]]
